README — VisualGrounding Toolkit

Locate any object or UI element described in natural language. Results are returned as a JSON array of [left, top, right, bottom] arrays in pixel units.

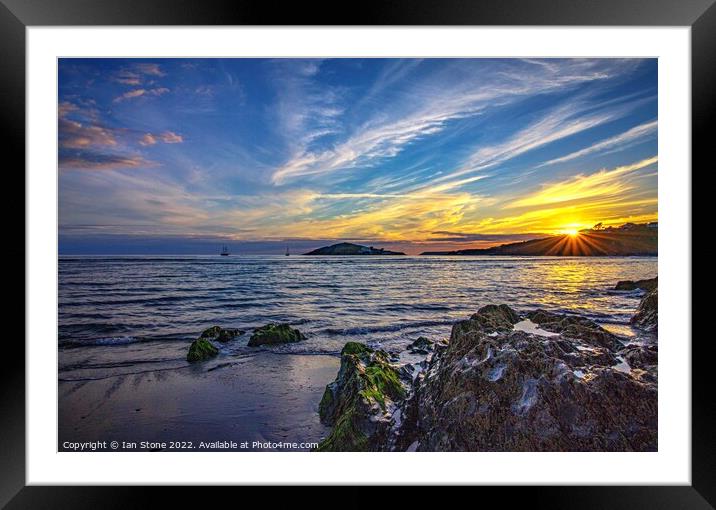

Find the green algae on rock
[[186, 337, 219, 362], [200, 325, 244, 343], [248, 323, 305, 347], [315, 342, 406, 451]]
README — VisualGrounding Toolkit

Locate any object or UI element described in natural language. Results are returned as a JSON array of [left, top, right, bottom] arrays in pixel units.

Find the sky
[[58, 58, 657, 254]]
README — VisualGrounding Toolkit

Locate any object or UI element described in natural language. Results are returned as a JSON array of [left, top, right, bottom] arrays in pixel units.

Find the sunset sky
[[58, 58, 657, 254]]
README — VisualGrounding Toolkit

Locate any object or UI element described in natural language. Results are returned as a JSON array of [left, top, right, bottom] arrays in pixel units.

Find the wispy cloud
[[429, 95, 651, 193], [271, 59, 637, 185], [59, 151, 155, 170], [139, 131, 184, 146], [507, 156, 657, 209], [111, 63, 165, 86], [114, 87, 170, 103], [428, 231, 546, 243], [538, 120, 657, 167], [134, 63, 165, 77]]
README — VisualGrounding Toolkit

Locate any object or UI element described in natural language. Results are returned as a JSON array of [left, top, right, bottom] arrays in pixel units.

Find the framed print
[[3, 0, 710, 505]]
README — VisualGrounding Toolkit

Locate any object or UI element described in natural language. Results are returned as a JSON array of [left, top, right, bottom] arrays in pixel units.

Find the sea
[[58, 255, 657, 382]]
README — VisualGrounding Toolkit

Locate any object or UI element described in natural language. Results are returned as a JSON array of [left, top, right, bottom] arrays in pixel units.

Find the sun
[[561, 228, 579, 237]]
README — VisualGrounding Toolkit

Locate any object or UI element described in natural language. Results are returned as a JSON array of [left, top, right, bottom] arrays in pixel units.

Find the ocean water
[[58, 255, 657, 380]]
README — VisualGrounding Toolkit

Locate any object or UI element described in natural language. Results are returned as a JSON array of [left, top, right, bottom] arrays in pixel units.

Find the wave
[[318, 319, 455, 336], [61, 336, 142, 346]]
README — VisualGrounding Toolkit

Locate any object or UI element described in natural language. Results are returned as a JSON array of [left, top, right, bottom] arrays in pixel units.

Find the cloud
[[138, 133, 157, 146], [507, 156, 658, 209], [427, 95, 651, 193], [112, 70, 142, 85], [113, 87, 170, 103], [58, 102, 117, 149], [270, 59, 636, 185], [59, 118, 117, 149], [134, 63, 165, 77], [139, 131, 183, 146], [428, 231, 546, 243], [59, 101, 177, 170], [159, 131, 183, 143], [538, 120, 658, 167], [59, 150, 155, 170], [111, 63, 165, 86]]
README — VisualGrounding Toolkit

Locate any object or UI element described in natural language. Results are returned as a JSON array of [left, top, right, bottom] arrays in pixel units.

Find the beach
[[60, 351, 339, 451], [58, 255, 657, 451]]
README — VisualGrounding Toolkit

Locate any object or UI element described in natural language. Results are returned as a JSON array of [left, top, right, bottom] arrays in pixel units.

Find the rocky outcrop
[[187, 338, 219, 362], [317, 303, 657, 452], [248, 323, 305, 346], [187, 326, 244, 362], [315, 342, 407, 451], [406, 306, 655, 451], [527, 310, 624, 351], [615, 277, 657, 292], [631, 288, 658, 332]]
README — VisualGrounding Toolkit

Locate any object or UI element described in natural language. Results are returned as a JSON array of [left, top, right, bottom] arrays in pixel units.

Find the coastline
[[58, 257, 657, 452]]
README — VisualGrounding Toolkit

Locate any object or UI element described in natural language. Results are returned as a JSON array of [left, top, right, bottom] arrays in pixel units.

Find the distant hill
[[305, 242, 405, 256], [422, 224, 657, 256]]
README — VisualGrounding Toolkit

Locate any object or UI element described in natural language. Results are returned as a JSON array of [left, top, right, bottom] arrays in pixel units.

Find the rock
[[527, 310, 623, 350], [408, 336, 434, 354], [200, 326, 244, 343], [615, 277, 657, 292], [186, 338, 219, 362], [200, 326, 222, 339], [248, 323, 305, 346], [467, 304, 521, 333], [315, 301, 657, 452], [620, 344, 658, 370], [315, 342, 407, 451], [631, 288, 657, 332], [403, 305, 657, 451]]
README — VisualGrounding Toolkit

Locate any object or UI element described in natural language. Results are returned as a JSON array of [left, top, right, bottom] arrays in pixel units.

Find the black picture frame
[[3, 0, 708, 506]]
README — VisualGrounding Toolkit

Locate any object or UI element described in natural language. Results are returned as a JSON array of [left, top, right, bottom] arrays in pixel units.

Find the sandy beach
[[59, 352, 339, 451]]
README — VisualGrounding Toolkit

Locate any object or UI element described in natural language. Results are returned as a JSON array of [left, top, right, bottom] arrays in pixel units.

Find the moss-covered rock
[[248, 323, 305, 346], [315, 342, 406, 452], [200, 326, 244, 343], [200, 325, 223, 339], [186, 337, 219, 362]]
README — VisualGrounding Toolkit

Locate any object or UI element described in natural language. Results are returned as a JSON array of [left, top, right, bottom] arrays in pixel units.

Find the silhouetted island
[[421, 223, 657, 257], [305, 242, 405, 256]]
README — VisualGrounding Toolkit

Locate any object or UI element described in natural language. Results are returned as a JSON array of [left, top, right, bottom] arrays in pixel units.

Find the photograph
[[57, 57, 658, 453]]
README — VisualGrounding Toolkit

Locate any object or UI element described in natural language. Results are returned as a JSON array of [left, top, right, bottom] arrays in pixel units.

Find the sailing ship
[[220, 245, 230, 256], [285, 246, 290, 256]]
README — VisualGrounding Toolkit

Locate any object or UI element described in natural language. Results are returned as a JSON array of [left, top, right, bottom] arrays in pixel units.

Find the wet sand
[[58, 352, 339, 451]]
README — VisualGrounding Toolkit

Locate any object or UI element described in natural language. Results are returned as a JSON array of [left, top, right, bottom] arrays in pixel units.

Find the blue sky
[[58, 58, 657, 254]]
